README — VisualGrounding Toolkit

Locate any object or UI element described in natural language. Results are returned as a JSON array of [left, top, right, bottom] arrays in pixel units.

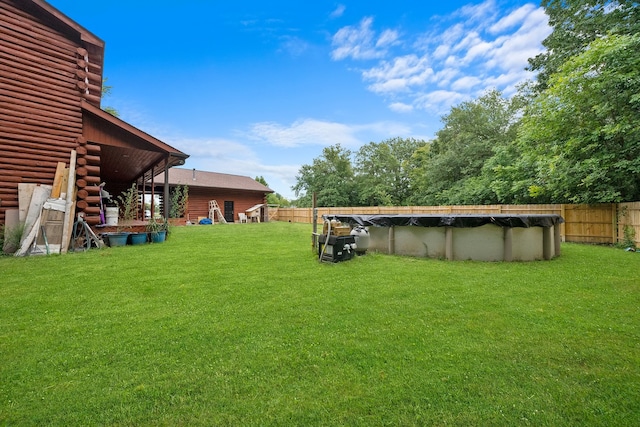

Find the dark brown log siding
[[0, 0, 103, 224]]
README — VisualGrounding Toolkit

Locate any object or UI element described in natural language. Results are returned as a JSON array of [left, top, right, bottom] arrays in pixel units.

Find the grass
[[1, 222, 639, 426]]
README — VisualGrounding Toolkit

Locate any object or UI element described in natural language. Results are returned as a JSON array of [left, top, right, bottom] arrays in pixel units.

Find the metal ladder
[[208, 200, 227, 224]]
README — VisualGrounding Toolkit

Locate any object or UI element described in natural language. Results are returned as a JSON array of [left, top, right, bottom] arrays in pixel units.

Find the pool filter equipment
[[318, 219, 357, 262], [350, 225, 370, 255]]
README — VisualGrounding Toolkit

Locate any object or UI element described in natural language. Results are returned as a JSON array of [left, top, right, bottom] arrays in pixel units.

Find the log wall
[[0, 0, 103, 224]]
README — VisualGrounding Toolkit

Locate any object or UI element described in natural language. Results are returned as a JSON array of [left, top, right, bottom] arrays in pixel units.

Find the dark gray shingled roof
[[157, 168, 273, 193]]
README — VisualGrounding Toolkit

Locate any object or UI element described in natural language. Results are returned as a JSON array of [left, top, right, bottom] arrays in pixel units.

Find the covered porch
[[81, 100, 189, 227]]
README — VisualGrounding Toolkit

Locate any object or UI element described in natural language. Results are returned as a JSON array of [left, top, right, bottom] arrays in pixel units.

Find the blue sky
[[48, 0, 551, 199]]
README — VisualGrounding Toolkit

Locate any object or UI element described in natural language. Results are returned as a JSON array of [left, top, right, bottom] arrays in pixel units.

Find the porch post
[[150, 169, 155, 219], [164, 158, 170, 220]]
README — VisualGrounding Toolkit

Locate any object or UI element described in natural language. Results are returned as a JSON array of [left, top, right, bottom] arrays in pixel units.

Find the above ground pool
[[323, 214, 564, 261]]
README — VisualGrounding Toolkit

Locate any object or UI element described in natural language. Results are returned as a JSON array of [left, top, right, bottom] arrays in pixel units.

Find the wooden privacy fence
[[274, 202, 640, 246]]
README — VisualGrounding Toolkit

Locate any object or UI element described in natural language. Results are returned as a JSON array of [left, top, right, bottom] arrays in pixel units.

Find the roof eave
[[81, 100, 188, 161], [30, 0, 105, 48]]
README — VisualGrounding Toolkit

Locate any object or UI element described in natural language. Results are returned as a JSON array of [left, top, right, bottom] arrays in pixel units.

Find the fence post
[[560, 204, 566, 242], [612, 203, 618, 245], [312, 193, 318, 252]]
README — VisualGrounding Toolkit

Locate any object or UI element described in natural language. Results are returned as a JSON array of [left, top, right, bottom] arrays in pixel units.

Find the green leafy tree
[[529, 0, 640, 91], [101, 77, 119, 117], [354, 137, 427, 206], [255, 176, 291, 206], [517, 33, 640, 203], [292, 144, 356, 207], [409, 90, 522, 205]]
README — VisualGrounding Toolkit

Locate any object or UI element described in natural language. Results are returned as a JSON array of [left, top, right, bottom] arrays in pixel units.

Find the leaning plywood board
[[16, 216, 41, 256], [35, 198, 66, 254], [61, 150, 77, 254], [51, 162, 66, 198], [15, 185, 52, 256], [18, 183, 37, 222], [20, 184, 52, 241]]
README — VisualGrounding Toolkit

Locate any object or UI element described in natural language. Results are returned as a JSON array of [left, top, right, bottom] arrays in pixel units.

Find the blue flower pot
[[150, 231, 166, 243], [129, 232, 148, 245], [105, 232, 129, 247]]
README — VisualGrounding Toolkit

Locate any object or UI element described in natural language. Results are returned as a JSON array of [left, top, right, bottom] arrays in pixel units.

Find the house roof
[[82, 100, 189, 184], [22, 1, 190, 187], [28, 0, 104, 48], [156, 168, 274, 193]]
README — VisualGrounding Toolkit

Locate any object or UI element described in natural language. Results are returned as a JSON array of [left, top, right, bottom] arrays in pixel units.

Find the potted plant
[[105, 183, 138, 247], [146, 217, 167, 243]]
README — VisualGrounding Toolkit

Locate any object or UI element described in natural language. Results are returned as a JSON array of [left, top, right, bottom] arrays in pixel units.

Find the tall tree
[[101, 77, 119, 117], [518, 33, 640, 203], [354, 137, 426, 206], [528, 0, 640, 91], [255, 176, 291, 206], [292, 144, 356, 207], [409, 90, 522, 205]]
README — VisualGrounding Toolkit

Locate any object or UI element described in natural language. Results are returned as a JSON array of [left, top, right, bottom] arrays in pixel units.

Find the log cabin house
[[0, 0, 188, 230], [154, 168, 273, 223]]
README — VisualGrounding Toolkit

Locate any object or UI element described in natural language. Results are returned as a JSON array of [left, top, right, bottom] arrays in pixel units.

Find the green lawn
[[1, 222, 639, 426]]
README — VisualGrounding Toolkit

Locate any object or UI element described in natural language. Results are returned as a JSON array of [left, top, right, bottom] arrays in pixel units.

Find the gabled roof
[[157, 168, 274, 193]]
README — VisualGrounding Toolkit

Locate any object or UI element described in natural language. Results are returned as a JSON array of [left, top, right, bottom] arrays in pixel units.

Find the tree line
[[291, 0, 640, 208]]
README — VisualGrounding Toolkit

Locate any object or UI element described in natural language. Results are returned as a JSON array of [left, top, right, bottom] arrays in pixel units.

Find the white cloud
[[248, 119, 361, 147], [457, 0, 498, 26], [376, 29, 400, 48], [432, 44, 449, 59], [452, 31, 481, 54], [354, 121, 413, 137], [414, 90, 468, 114], [489, 3, 537, 34], [434, 67, 460, 88], [451, 75, 482, 91], [363, 54, 433, 93], [482, 69, 533, 96], [330, 4, 346, 19], [444, 55, 459, 67], [484, 8, 551, 72], [440, 22, 466, 47], [278, 36, 309, 56], [170, 136, 301, 199], [331, 17, 398, 60], [332, 1, 550, 115], [461, 37, 494, 64], [172, 137, 256, 162], [389, 102, 414, 113], [247, 118, 415, 148]]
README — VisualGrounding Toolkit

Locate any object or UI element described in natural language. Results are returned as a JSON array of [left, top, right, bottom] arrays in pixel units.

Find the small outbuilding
[[154, 168, 273, 223]]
